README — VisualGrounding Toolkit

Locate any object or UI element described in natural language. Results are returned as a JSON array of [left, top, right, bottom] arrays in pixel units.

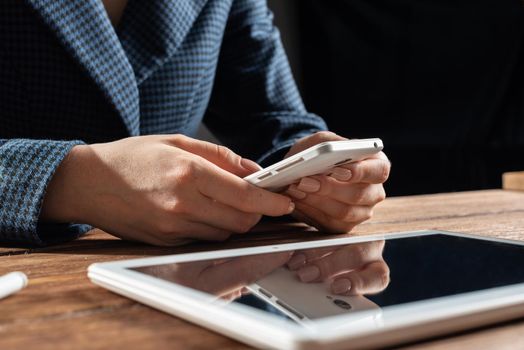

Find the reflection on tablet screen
[[132, 234, 524, 324]]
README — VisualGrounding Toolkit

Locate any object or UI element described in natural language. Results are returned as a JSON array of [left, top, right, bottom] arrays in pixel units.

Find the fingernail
[[297, 177, 320, 193], [330, 168, 352, 181], [297, 265, 320, 282], [286, 186, 307, 199], [287, 254, 306, 270], [241, 158, 262, 172], [332, 278, 352, 294], [288, 201, 295, 213]]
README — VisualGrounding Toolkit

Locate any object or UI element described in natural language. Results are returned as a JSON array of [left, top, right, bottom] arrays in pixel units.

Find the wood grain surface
[[2, 189, 524, 350]]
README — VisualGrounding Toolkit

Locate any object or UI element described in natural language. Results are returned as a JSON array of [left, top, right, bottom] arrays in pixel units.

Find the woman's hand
[[285, 132, 390, 233], [41, 135, 294, 245]]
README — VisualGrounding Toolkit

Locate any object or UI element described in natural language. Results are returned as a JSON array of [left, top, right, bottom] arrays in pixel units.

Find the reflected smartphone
[[248, 267, 382, 327], [243, 138, 383, 191]]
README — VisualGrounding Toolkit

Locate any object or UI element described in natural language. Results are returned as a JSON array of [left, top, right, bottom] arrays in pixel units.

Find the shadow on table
[[1, 222, 342, 257]]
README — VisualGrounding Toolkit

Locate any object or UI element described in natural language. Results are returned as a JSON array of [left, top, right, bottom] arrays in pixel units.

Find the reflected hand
[[140, 251, 293, 300], [285, 132, 390, 233], [287, 240, 389, 296]]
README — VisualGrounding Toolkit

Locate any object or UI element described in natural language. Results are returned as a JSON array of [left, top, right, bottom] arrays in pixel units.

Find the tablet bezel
[[87, 230, 524, 349]]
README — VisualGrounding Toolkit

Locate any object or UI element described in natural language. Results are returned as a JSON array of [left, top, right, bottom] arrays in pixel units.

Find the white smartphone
[[248, 267, 382, 328], [243, 138, 383, 191]]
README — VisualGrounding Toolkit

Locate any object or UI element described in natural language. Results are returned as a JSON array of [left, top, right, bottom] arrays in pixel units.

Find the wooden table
[[3, 189, 524, 349]]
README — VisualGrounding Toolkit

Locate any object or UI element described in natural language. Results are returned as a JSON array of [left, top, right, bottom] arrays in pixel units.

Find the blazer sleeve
[[204, 0, 328, 166], [0, 139, 91, 246]]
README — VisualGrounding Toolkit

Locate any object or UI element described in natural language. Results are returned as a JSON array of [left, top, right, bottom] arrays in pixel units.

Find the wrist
[[40, 144, 93, 224]]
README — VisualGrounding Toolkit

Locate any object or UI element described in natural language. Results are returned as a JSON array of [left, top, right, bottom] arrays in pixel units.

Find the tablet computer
[[88, 231, 524, 349]]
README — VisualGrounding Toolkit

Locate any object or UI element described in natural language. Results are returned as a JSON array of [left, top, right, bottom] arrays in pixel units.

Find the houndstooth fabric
[[0, 0, 327, 245]]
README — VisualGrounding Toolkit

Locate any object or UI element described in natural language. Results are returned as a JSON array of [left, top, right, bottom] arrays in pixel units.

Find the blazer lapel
[[26, 0, 140, 136], [117, 0, 208, 84]]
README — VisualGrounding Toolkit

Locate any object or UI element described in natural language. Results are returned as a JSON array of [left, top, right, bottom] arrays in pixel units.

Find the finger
[[295, 177, 321, 194], [294, 201, 363, 233], [330, 260, 390, 295], [147, 193, 252, 243], [295, 241, 385, 282], [200, 252, 293, 295], [288, 240, 381, 270], [287, 247, 335, 270], [285, 185, 307, 200], [198, 163, 295, 217], [188, 194, 262, 234], [352, 150, 389, 163], [168, 135, 261, 176], [220, 289, 243, 301], [342, 155, 390, 184], [293, 178, 386, 206], [327, 167, 353, 181], [294, 192, 375, 223]]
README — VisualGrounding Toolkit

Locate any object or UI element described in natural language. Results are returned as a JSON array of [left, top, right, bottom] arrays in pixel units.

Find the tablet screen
[[132, 233, 524, 322]]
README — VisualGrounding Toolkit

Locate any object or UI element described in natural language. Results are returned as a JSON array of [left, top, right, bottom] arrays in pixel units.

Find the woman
[[0, 0, 390, 246]]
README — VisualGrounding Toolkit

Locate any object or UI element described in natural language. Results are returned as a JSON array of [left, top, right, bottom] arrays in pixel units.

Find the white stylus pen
[[0, 272, 28, 300]]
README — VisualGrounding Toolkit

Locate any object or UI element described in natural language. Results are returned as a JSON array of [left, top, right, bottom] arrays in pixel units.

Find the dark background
[[268, 0, 524, 196]]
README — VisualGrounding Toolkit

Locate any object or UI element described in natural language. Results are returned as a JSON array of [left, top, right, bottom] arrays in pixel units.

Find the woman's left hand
[[285, 132, 390, 233]]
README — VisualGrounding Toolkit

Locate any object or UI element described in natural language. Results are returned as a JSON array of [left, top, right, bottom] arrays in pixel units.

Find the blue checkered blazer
[[0, 0, 327, 245]]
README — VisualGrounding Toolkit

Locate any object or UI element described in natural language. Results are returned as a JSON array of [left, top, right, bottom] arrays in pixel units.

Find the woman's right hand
[[41, 135, 294, 245]]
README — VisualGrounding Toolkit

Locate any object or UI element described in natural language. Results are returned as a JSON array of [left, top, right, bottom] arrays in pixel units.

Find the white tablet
[[88, 231, 524, 349]]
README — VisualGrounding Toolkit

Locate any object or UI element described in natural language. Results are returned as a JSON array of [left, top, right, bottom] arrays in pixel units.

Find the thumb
[[169, 135, 261, 176]]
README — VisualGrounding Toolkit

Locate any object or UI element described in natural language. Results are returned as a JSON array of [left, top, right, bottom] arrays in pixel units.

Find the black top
[[297, 0, 524, 195]]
